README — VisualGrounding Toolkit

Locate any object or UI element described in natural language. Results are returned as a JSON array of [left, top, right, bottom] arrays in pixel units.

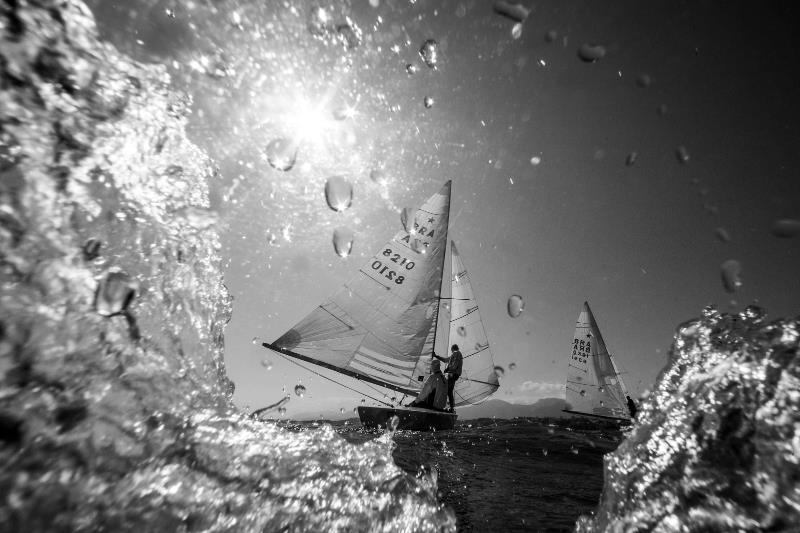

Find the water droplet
[[636, 74, 652, 88], [401, 207, 415, 232], [493, 366, 505, 378], [530, 156, 542, 166], [508, 362, 516, 370], [507, 294, 524, 317], [95, 271, 138, 316], [625, 152, 637, 167], [370, 0, 380, 7], [542, 448, 548, 456], [457, 326, 467, 336], [82, 238, 102, 261], [599, 400, 604, 407], [391, 396, 397, 403], [715, 227, 731, 243], [598, 386, 604, 393], [260, 358, 272, 370], [361, 398, 366, 404], [265, 138, 297, 171], [676, 145, 690, 164], [419, 39, 439, 69], [511, 23, 523, 40], [570, 446, 579, 455], [720, 259, 742, 293], [493, 1, 530, 22], [294, 384, 306, 397], [406, 63, 419, 75], [252, 337, 261, 345], [410, 239, 426, 254], [325, 176, 353, 212], [278, 406, 287, 415], [579, 390, 586, 397], [771, 218, 800, 238], [423, 96, 434, 108], [336, 22, 362, 50], [544, 29, 558, 43], [387, 415, 400, 433], [332, 227, 354, 258], [370, 168, 386, 183], [577, 43, 606, 63], [340, 407, 346, 414]]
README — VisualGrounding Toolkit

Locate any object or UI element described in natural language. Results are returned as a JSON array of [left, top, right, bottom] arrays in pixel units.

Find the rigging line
[[272, 351, 393, 407]]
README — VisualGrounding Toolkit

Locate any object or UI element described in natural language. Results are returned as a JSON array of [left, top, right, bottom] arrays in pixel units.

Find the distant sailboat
[[563, 302, 632, 422], [262, 181, 499, 430]]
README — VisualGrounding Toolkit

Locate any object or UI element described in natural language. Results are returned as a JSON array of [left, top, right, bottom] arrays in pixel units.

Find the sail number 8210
[[371, 248, 415, 284]]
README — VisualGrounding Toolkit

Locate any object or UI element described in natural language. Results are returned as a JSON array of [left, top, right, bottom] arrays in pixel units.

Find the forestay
[[564, 301, 630, 420], [271, 181, 452, 395]]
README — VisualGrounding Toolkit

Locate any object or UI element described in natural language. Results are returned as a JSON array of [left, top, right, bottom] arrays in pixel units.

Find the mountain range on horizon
[[284, 397, 570, 422]]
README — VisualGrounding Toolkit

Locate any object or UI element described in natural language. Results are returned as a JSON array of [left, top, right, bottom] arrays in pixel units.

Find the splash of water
[[576, 310, 800, 531], [0, 2, 455, 531]]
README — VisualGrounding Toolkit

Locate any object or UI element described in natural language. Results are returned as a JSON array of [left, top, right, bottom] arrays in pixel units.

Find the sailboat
[[261, 181, 499, 430], [563, 302, 632, 423]]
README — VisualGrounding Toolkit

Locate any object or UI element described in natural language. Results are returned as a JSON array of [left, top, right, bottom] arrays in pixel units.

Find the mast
[[429, 181, 453, 357]]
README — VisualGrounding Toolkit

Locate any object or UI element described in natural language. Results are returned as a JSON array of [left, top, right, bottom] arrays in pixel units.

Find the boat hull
[[358, 406, 457, 431]]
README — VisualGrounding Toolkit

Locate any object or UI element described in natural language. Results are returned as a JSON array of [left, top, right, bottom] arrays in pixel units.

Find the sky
[[87, 0, 800, 417]]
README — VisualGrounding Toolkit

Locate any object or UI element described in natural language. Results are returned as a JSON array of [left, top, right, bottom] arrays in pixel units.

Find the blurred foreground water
[[1, 1, 799, 531]]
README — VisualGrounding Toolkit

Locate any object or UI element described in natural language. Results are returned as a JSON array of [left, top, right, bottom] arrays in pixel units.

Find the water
[[3, 1, 800, 531]]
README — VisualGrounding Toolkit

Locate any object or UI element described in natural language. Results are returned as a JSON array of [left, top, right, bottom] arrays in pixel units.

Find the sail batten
[[564, 302, 630, 421]]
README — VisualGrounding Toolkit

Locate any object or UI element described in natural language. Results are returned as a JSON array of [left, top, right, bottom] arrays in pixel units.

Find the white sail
[[447, 242, 500, 405], [271, 181, 452, 395], [564, 302, 630, 420]]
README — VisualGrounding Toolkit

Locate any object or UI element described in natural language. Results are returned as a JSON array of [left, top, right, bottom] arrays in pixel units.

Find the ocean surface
[[334, 417, 621, 532], [2, 1, 799, 532]]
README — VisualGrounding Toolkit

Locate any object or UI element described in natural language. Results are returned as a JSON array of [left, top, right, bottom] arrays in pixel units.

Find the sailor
[[626, 395, 638, 419], [434, 344, 463, 412], [408, 359, 448, 410]]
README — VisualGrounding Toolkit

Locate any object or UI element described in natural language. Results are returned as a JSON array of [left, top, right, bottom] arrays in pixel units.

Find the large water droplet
[[82, 238, 101, 261], [493, 366, 505, 378], [720, 259, 743, 293], [507, 294, 524, 317], [333, 227, 354, 258], [511, 23, 523, 40], [419, 39, 439, 68], [325, 176, 353, 212], [423, 96, 434, 108], [577, 43, 606, 62], [715, 227, 731, 243], [95, 271, 138, 316], [509, 362, 517, 370], [294, 384, 306, 397], [340, 407, 346, 414], [265, 138, 297, 171], [530, 156, 541, 166], [387, 415, 400, 433], [370, 168, 386, 183], [676, 145, 690, 164], [771, 218, 800, 238], [625, 152, 637, 167], [457, 326, 467, 336], [494, 1, 531, 22]]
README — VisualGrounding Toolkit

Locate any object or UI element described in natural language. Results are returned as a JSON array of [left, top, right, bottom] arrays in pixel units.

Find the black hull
[[358, 406, 457, 431]]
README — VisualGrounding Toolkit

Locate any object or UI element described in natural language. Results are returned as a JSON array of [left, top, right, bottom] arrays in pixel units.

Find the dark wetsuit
[[442, 349, 463, 410]]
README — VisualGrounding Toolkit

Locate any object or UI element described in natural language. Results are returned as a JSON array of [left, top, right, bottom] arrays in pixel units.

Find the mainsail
[[564, 302, 630, 421], [447, 242, 500, 405], [267, 181, 452, 396]]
